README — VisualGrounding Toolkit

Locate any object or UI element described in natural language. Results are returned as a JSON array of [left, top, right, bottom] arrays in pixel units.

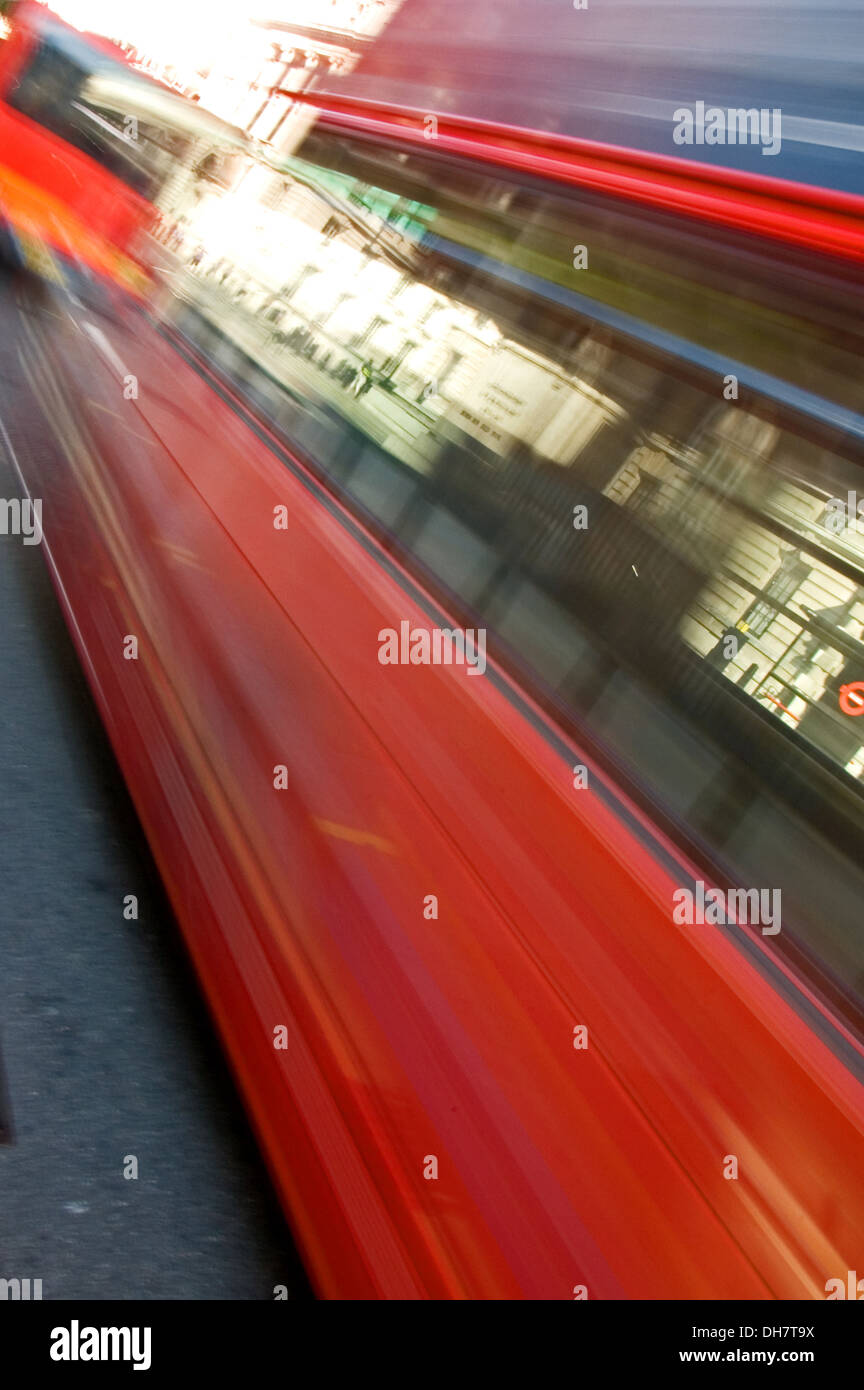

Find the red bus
[[7, 0, 864, 1299], [0, 1, 244, 294]]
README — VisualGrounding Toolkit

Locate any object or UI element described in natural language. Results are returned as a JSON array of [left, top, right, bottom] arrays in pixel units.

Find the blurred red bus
[[0, 1, 243, 294], [8, 0, 864, 1302]]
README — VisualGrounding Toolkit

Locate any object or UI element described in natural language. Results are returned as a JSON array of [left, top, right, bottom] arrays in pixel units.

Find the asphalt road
[[0, 273, 312, 1300]]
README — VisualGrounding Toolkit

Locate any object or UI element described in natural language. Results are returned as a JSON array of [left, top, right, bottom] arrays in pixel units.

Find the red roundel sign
[[839, 682, 864, 716]]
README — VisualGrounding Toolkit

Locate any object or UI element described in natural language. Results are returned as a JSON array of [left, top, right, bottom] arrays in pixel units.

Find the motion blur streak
[[3, 0, 864, 1299], [311, 0, 864, 193]]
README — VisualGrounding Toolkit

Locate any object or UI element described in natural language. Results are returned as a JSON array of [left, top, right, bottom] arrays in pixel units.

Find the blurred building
[[198, 2, 400, 156]]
